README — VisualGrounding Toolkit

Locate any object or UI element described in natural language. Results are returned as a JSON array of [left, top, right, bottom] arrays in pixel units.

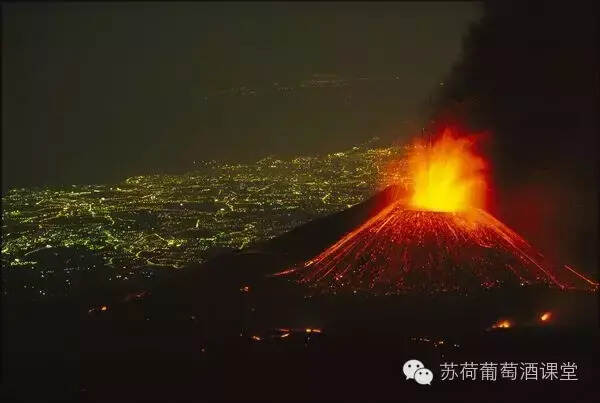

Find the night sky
[[2, 2, 482, 190]]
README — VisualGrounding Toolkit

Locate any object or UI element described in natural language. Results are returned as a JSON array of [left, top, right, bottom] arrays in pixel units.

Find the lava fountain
[[409, 130, 487, 212], [276, 128, 597, 294]]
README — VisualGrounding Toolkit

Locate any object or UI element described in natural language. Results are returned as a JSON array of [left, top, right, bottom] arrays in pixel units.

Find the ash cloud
[[430, 1, 598, 273]]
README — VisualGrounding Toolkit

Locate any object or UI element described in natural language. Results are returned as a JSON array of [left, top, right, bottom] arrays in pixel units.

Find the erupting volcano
[[276, 129, 597, 294]]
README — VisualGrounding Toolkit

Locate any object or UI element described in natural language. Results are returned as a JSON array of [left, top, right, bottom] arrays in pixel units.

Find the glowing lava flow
[[276, 201, 595, 293], [409, 130, 487, 212], [275, 129, 597, 294]]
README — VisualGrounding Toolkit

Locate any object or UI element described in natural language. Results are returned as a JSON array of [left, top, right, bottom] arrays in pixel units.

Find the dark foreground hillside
[[3, 186, 598, 402]]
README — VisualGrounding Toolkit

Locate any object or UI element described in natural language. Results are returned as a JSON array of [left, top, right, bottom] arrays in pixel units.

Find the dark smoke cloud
[[430, 1, 598, 274]]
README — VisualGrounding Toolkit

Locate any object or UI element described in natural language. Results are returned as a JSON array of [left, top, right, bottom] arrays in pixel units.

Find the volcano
[[275, 130, 597, 295], [275, 199, 597, 294]]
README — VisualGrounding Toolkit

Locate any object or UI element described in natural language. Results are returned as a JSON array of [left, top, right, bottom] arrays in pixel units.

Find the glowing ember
[[563, 265, 599, 287], [100, 305, 108, 312], [409, 128, 487, 212], [492, 319, 512, 329], [540, 312, 552, 322]]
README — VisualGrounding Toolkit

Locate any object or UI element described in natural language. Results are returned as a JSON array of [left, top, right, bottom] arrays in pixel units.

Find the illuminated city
[[2, 140, 409, 299], [2, 3, 597, 402]]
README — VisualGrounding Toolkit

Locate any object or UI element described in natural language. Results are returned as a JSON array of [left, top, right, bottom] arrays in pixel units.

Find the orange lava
[[408, 128, 487, 212], [563, 265, 599, 287], [492, 319, 512, 329], [275, 128, 598, 295], [275, 201, 595, 294]]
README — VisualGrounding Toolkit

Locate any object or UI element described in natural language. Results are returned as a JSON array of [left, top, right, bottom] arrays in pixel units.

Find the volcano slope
[[275, 199, 597, 295], [30, 187, 595, 403]]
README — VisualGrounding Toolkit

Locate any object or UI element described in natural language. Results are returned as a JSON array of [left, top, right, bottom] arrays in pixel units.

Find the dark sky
[[2, 2, 482, 190]]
